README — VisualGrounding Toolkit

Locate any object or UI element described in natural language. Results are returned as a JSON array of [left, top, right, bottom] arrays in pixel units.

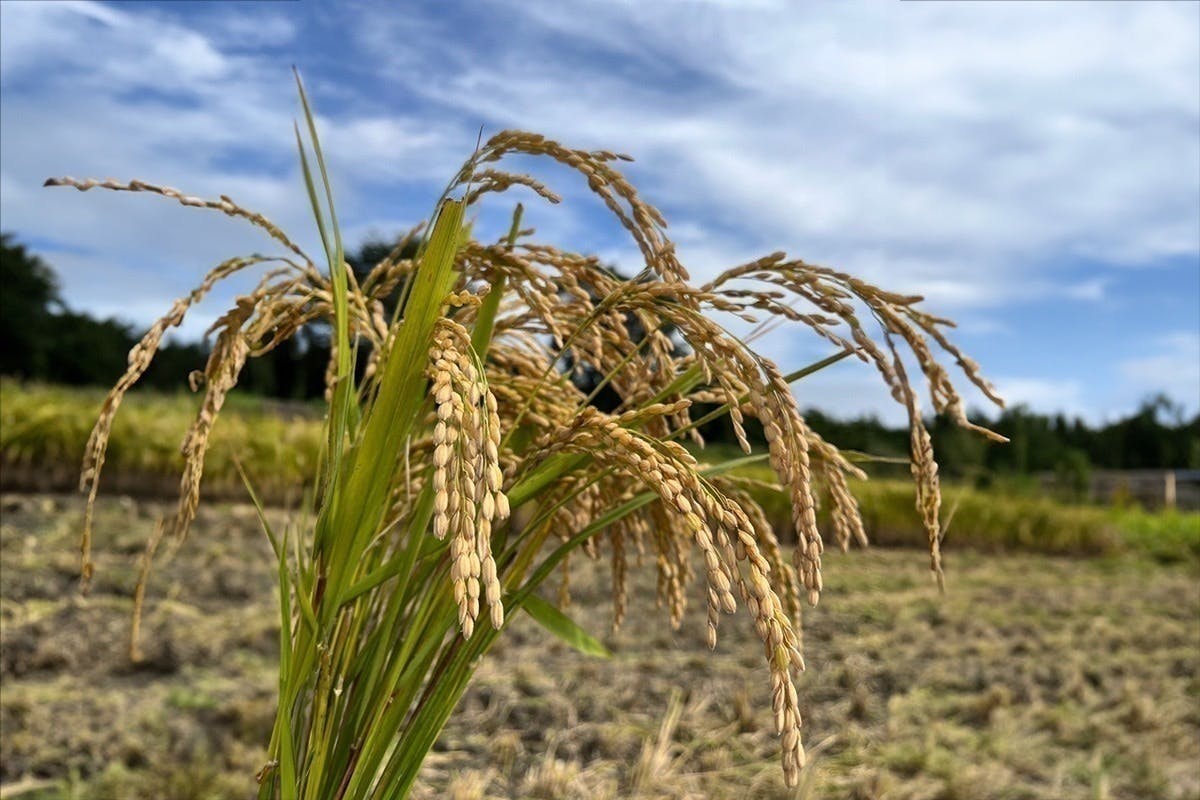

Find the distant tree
[[142, 338, 209, 391], [1054, 448, 1092, 502], [558, 263, 689, 413], [1, 233, 62, 377], [41, 311, 134, 386], [803, 409, 908, 463], [929, 411, 988, 479], [347, 235, 421, 316]]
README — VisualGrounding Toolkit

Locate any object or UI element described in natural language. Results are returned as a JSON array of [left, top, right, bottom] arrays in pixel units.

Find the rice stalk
[[50, 80, 1003, 798]]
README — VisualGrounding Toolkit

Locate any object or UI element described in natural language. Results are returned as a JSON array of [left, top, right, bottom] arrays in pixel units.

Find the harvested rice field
[[1, 493, 1197, 800]]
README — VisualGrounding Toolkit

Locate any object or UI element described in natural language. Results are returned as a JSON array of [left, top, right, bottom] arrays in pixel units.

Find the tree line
[[0, 232, 415, 401], [3, 233, 1197, 479]]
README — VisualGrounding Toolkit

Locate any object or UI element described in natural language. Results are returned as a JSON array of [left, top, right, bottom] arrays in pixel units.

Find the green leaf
[[274, 526, 298, 799], [782, 345, 855, 383], [521, 594, 611, 659], [315, 197, 465, 626], [470, 203, 521, 355], [293, 69, 354, 508]]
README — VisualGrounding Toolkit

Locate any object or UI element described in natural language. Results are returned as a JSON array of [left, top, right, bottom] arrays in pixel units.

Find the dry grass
[[2, 494, 1197, 800], [0, 380, 321, 502], [5, 379, 1196, 568], [5, 381, 1195, 564]]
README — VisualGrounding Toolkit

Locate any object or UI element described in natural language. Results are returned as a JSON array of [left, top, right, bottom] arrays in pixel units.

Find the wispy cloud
[[1063, 278, 1110, 303], [1118, 332, 1200, 410], [0, 1, 463, 338], [0, 0, 1195, 421], [991, 377, 1088, 417], [385, 1, 1198, 290]]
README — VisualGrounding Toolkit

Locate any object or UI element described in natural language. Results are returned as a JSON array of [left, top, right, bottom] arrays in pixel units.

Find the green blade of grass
[[470, 203, 522, 355], [318, 198, 465, 624], [293, 80, 354, 511], [275, 526, 299, 800], [522, 593, 611, 658]]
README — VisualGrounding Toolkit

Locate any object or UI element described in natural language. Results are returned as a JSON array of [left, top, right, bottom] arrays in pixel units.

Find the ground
[[1, 493, 1197, 800]]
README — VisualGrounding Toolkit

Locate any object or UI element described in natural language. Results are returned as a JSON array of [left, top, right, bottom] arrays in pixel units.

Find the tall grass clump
[[0, 379, 322, 499], [48, 76, 1003, 796]]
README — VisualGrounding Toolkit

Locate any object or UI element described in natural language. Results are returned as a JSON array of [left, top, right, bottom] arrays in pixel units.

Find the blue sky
[[1, 0, 1197, 424]]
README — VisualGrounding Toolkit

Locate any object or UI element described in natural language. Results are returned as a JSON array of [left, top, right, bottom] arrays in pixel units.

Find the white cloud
[[0, 1, 465, 337], [990, 377, 1087, 416], [0, 0, 1195, 423], [205, 11, 299, 48], [357, 0, 1198, 306], [1118, 332, 1200, 411], [1063, 278, 1109, 303]]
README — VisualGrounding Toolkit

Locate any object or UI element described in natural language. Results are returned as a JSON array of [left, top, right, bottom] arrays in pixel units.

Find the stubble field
[[1, 493, 1197, 800]]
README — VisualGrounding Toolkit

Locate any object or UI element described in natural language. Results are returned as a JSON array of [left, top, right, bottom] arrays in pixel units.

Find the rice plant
[[48, 76, 1003, 797]]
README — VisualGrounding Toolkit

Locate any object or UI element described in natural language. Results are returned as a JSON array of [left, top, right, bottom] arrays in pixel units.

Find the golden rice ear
[[129, 518, 165, 664], [43, 177, 313, 263], [454, 131, 688, 283], [61, 123, 1002, 791], [428, 318, 506, 636], [77, 255, 286, 588], [174, 299, 256, 542]]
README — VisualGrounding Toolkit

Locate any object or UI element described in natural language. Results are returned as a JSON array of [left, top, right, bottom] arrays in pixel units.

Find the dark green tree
[[1, 233, 62, 377]]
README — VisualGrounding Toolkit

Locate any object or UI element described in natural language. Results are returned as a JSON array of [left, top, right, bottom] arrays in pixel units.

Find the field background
[[1, 385, 1198, 799], [4, 381, 1197, 563]]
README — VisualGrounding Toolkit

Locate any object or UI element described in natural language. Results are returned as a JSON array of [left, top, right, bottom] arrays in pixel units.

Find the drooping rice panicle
[[55, 110, 1003, 795]]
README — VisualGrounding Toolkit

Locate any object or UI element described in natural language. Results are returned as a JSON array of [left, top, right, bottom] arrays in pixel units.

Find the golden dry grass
[[5, 380, 1194, 564], [2, 494, 1197, 800]]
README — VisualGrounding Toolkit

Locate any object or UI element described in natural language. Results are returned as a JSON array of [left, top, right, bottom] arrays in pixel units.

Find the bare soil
[[1, 493, 1197, 799]]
